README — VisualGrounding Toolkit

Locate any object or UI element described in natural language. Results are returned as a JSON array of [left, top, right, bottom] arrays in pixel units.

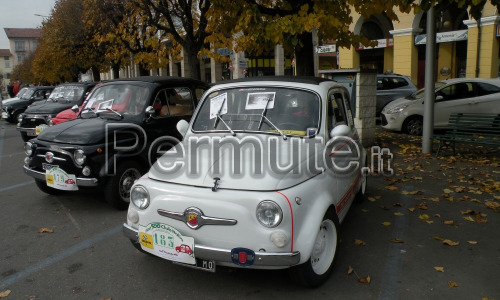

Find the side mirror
[[45, 92, 51, 98], [330, 124, 350, 138], [71, 105, 79, 113], [145, 106, 155, 117], [436, 95, 443, 101], [176, 119, 189, 138]]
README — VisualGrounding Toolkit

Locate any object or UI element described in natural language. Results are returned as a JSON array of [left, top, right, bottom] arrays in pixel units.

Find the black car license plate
[[174, 258, 216, 272]]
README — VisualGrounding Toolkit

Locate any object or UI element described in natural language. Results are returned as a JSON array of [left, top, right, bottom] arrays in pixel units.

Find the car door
[[473, 82, 500, 114], [434, 82, 476, 128]]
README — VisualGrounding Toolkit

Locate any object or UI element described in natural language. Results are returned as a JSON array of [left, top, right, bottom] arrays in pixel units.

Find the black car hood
[[37, 118, 130, 145], [4, 99, 30, 108], [24, 102, 73, 114]]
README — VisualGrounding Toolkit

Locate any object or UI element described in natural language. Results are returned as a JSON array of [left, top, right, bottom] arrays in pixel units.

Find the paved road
[[0, 121, 499, 299]]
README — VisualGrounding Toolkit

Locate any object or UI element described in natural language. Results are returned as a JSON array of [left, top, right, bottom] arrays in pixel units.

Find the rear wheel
[[35, 179, 63, 195], [105, 160, 144, 210], [288, 209, 340, 288], [403, 116, 423, 135]]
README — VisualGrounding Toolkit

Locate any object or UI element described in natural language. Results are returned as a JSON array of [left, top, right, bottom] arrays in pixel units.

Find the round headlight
[[47, 118, 53, 126], [74, 150, 86, 165], [131, 185, 150, 209], [256, 200, 283, 228], [24, 142, 34, 156], [18, 113, 24, 123]]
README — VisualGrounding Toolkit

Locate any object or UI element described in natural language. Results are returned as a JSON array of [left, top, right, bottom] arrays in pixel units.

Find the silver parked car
[[376, 74, 417, 116], [381, 78, 500, 135]]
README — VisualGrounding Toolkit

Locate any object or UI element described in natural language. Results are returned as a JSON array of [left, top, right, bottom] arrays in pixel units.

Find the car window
[[377, 76, 409, 90], [153, 88, 194, 117], [328, 92, 347, 132], [475, 82, 500, 96], [437, 82, 474, 101]]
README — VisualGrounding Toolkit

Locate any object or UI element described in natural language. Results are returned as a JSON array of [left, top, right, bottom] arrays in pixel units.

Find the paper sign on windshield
[[97, 99, 114, 111], [210, 93, 228, 119], [245, 92, 275, 110]]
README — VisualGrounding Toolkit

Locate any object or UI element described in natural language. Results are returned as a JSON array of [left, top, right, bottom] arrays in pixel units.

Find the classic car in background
[[1, 86, 55, 123], [123, 77, 367, 287], [23, 76, 209, 209], [17, 82, 97, 141]]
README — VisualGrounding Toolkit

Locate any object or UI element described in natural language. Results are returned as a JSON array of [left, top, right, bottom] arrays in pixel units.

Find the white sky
[[0, 0, 56, 49]]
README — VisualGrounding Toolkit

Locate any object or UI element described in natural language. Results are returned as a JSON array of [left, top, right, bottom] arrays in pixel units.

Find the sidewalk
[[341, 128, 499, 299]]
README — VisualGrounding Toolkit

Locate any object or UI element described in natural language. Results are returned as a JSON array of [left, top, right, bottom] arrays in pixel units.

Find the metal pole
[[422, 7, 436, 153]]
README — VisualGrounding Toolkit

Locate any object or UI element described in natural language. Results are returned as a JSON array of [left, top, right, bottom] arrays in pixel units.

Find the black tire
[[288, 208, 340, 288], [104, 160, 145, 210], [403, 116, 423, 135], [34, 178, 64, 195], [7, 112, 21, 124], [20, 132, 30, 142]]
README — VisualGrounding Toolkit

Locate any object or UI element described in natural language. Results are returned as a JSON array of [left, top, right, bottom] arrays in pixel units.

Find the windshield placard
[[210, 93, 228, 119], [245, 92, 275, 110]]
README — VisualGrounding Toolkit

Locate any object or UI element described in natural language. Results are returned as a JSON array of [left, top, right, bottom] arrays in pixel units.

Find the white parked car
[[381, 78, 500, 135], [123, 77, 367, 287]]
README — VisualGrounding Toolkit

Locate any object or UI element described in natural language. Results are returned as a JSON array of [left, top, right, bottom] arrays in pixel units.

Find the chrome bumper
[[123, 223, 301, 267], [23, 165, 99, 187]]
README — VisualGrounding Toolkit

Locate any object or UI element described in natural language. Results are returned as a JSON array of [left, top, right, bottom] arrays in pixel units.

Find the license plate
[[174, 258, 216, 272], [45, 166, 78, 191]]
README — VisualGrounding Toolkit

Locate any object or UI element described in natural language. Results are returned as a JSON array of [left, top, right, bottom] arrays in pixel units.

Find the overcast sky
[[0, 0, 56, 49]]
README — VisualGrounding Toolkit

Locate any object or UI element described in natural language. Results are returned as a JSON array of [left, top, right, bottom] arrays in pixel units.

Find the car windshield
[[407, 82, 446, 99], [20, 89, 35, 100], [49, 85, 85, 103], [80, 83, 150, 119], [192, 87, 320, 137], [16, 88, 28, 98]]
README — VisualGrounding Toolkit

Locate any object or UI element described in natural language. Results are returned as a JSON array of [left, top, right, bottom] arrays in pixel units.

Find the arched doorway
[[357, 14, 394, 73]]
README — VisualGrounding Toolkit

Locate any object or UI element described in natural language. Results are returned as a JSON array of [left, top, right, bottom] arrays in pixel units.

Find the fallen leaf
[[434, 214, 441, 218], [421, 197, 439, 202], [385, 186, 398, 191], [381, 222, 391, 226], [361, 209, 369, 213], [394, 212, 404, 216], [393, 203, 403, 207], [442, 239, 459, 246], [419, 214, 430, 220], [434, 266, 444, 272], [368, 197, 377, 202], [485, 201, 500, 210], [390, 238, 404, 243], [354, 239, 366, 246], [347, 266, 354, 275], [0, 290, 11, 298], [417, 203, 428, 210], [443, 188, 453, 194], [358, 275, 371, 284], [467, 241, 478, 245], [408, 207, 416, 212], [464, 216, 475, 222], [379, 205, 390, 210], [443, 220, 456, 225], [434, 236, 444, 241], [38, 228, 54, 233], [426, 220, 434, 224], [447, 281, 459, 288]]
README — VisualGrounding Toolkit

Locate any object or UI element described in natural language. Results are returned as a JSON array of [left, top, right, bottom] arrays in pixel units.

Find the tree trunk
[[112, 64, 120, 79], [92, 68, 101, 82], [295, 32, 314, 76], [138, 65, 149, 76], [187, 49, 201, 80]]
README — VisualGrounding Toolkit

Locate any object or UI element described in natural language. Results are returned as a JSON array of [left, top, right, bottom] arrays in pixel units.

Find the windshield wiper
[[80, 107, 97, 118], [97, 108, 123, 119], [258, 97, 287, 140], [213, 96, 235, 136]]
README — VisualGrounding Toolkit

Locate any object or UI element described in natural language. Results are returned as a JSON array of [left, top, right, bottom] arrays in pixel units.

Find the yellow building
[[336, 2, 499, 88]]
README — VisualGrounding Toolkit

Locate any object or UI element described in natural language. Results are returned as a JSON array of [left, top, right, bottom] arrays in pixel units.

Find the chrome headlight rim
[[131, 185, 150, 209], [74, 149, 86, 166], [24, 142, 34, 156], [47, 118, 54, 126], [18, 113, 24, 123], [256, 200, 283, 228]]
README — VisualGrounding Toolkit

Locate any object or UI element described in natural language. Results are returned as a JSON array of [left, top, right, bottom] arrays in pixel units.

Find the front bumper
[[380, 112, 405, 131], [123, 223, 301, 267], [23, 165, 99, 187]]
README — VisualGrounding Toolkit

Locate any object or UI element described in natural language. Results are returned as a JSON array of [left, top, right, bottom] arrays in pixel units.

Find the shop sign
[[415, 29, 468, 45], [316, 44, 336, 53], [357, 38, 394, 50]]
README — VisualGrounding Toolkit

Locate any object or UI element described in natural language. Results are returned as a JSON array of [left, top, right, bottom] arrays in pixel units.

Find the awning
[[415, 29, 468, 45]]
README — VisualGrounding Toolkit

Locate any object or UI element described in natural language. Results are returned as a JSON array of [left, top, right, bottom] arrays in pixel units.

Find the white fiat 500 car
[[381, 78, 500, 135], [123, 77, 367, 287]]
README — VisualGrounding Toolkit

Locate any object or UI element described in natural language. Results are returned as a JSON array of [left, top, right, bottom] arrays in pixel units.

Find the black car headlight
[[74, 150, 86, 166]]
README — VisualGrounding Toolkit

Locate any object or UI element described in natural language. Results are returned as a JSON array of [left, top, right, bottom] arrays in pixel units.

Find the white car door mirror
[[330, 124, 350, 138], [177, 119, 189, 138]]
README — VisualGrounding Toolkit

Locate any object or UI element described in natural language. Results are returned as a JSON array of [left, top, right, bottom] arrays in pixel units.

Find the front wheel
[[403, 116, 423, 135], [288, 209, 340, 288], [104, 160, 144, 210]]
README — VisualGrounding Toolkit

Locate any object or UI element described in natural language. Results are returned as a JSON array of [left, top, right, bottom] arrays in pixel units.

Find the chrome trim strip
[[157, 208, 237, 229], [23, 165, 98, 187], [122, 223, 300, 266], [36, 154, 66, 161]]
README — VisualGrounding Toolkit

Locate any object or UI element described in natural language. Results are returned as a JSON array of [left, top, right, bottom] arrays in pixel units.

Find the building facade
[[0, 49, 13, 98]]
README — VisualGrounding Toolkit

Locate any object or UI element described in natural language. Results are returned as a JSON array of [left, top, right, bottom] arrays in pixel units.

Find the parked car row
[[18, 76, 367, 287]]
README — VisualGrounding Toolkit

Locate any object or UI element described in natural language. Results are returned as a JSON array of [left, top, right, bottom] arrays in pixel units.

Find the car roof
[[56, 82, 97, 87], [104, 76, 208, 86], [219, 76, 335, 85], [439, 77, 500, 85]]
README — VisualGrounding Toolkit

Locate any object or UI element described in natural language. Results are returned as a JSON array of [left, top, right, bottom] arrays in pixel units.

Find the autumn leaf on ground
[[447, 281, 459, 288], [354, 239, 366, 246], [380, 205, 390, 210], [417, 203, 428, 210], [347, 266, 354, 275], [419, 214, 430, 220], [443, 188, 453, 194], [408, 207, 416, 212], [467, 241, 478, 245], [390, 238, 404, 243], [0, 290, 11, 298], [434, 236, 444, 241], [426, 220, 434, 224], [434, 266, 444, 272], [394, 212, 404, 216], [381, 222, 391, 226], [38, 228, 54, 233], [442, 239, 459, 246], [421, 197, 439, 202], [368, 197, 377, 202], [393, 203, 403, 207], [358, 275, 371, 284], [464, 216, 475, 222], [385, 186, 398, 191], [484, 201, 500, 210], [443, 220, 457, 226]]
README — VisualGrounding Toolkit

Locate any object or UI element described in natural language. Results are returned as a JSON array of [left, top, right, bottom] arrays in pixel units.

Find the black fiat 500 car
[[17, 82, 97, 141], [1, 86, 55, 123], [23, 76, 209, 209]]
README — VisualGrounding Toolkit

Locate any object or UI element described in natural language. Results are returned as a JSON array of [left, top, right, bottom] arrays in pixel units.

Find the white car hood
[[148, 134, 324, 191]]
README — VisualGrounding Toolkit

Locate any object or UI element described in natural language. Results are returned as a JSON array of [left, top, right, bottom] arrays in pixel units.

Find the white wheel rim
[[310, 219, 337, 275]]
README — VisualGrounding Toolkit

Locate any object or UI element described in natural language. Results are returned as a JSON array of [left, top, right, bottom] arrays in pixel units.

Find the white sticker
[[210, 93, 228, 119], [245, 92, 276, 110], [97, 99, 114, 111]]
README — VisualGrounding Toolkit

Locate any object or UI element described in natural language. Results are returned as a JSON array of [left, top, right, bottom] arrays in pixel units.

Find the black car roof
[[103, 76, 208, 86], [56, 82, 97, 87], [218, 76, 335, 85]]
